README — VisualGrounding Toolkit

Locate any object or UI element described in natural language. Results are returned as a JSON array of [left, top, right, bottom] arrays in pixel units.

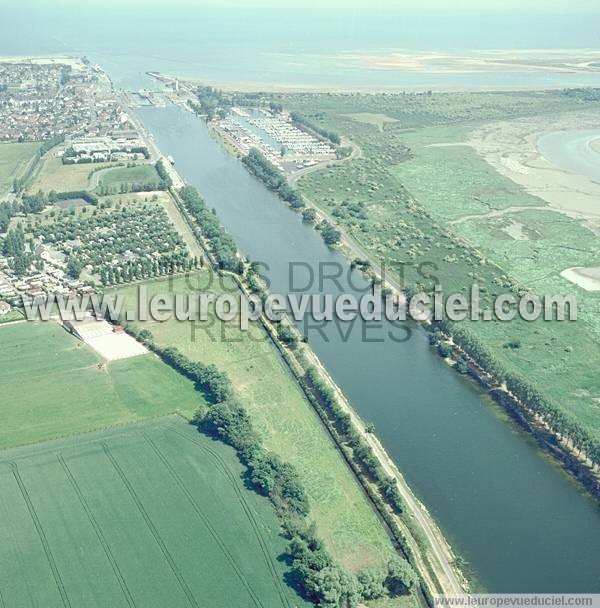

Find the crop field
[[113, 274, 397, 573], [0, 416, 303, 608], [28, 157, 115, 193], [96, 164, 161, 192], [0, 142, 39, 194], [0, 322, 203, 449], [279, 91, 600, 440]]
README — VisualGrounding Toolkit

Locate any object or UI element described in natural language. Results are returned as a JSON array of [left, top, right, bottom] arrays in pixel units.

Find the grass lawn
[[28, 157, 115, 193], [0, 142, 40, 194], [96, 164, 161, 192], [0, 322, 204, 449], [0, 416, 305, 608], [113, 274, 397, 573]]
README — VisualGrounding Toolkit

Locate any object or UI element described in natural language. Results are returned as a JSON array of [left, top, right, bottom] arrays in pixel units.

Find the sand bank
[[339, 49, 600, 74], [469, 110, 600, 231], [560, 267, 600, 291]]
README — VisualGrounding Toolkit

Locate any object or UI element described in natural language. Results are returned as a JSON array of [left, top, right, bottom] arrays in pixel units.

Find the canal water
[[137, 103, 600, 593]]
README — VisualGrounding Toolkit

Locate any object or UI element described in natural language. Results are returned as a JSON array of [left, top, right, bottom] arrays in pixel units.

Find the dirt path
[[88, 165, 118, 190]]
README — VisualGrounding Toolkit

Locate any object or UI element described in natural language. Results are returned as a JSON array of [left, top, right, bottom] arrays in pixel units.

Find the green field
[[0, 417, 304, 608], [343, 112, 398, 132], [28, 157, 115, 193], [113, 274, 397, 573], [0, 322, 204, 449], [0, 142, 40, 194], [96, 164, 162, 192], [279, 91, 600, 441], [0, 309, 24, 324]]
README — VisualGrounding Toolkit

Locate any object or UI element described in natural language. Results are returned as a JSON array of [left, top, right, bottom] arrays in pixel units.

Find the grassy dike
[[106, 188, 428, 606], [167, 168, 466, 596]]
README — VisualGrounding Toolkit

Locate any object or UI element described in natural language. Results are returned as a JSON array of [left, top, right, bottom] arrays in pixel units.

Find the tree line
[[122, 323, 418, 607], [177, 186, 240, 272], [2, 224, 31, 276], [155, 159, 173, 188], [429, 317, 600, 473], [13, 134, 65, 194], [242, 148, 304, 209], [290, 112, 341, 145]]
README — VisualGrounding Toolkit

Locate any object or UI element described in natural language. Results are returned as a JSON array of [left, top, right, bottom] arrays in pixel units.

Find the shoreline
[[150, 71, 600, 94], [468, 110, 600, 230]]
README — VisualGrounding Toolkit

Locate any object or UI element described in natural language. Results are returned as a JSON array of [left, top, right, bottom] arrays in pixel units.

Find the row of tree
[[48, 190, 99, 206], [155, 159, 173, 188], [303, 366, 406, 515], [13, 134, 65, 193], [124, 323, 417, 606], [242, 148, 304, 208], [430, 317, 600, 470], [178, 186, 240, 272], [290, 112, 341, 145], [99, 254, 198, 286], [2, 224, 32, 276]]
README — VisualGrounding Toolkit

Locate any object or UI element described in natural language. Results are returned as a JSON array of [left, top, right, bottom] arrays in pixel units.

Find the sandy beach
[[469, 110, 600, 228], [560, 266, 600, 291], [166, 72, 600, 94], [339, 49, 600, 74], [0, 55, 83, 68]]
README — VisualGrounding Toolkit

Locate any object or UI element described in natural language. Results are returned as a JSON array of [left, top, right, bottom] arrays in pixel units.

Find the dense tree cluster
[[242, 148, 304, 208], [178, 186, 239, 272], [317, 221, 341, 246], [0, 200, 23, 232], [2, 224, 31, 276], [190, 86, 232, 120], [301, 208, 317, 223], [33, 203, 191, 285], [276, 324, 299, 349]]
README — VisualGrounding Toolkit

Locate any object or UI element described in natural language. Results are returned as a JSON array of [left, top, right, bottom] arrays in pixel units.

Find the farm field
[[0, 322, 204, 449], [0, 416, 304, 608], [0, 141, 39, 194], [113, 274, 398, 574], [281, 91, 600, 440], [28, 157, 115, 192], [95, 163, 162, 192]]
